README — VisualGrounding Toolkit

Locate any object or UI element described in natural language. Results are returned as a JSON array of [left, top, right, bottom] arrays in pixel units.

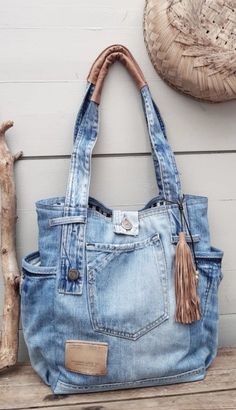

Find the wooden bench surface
[[0, 348, 236, 410]]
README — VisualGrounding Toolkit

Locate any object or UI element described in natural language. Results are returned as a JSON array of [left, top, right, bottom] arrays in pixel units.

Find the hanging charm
[[175, 200, 201, 324]]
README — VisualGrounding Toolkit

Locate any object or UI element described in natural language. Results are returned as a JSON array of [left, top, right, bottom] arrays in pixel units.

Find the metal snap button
[[121, 217, 133, 231], [68, 268, 80, 281]]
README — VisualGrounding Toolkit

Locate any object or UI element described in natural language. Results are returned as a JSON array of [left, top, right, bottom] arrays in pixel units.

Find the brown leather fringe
[[175, 232, 201, 324]]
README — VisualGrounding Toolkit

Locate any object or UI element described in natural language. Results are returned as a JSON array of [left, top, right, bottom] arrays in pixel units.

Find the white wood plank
[[0, 0, 236, 154], [219, 314, 236, 347], [0, 79, 152, 157], [0, 0, 142, 11], [2, 80, 236, 156], [0, 2, 142, 28], [15, 154, 236, 210], [12, 391, 236, 410], [219, 270, 236, 315], [0, 28, 147, 82], [208, 200, 235, 271]]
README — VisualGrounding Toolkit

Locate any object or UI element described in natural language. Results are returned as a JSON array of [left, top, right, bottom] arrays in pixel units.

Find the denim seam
[[90, 313, 169, 341], [171, 234, 200, 244], [22, 267, 57, 275], [73, 83, 94, 141], [87, 239, 162, 279], [86, 234, 160, 253], [64, 106, 88, 208], [88, 253, 116, 276], [202, 277, 213, 317], [88, 208, 170, 222], [152, 237, 169, 316], [22, 268, 57, 275], [22, 273, 56, 279], [143, 92, 167, 199], [58, 102, 91, 294], [58, 289, 83, 296], [200, 263, 217, 318], [49, 216, 86, 227], [196, 254, 223, 260], [51, 271, 61, 392], [22, 254, 57, 275], [56, 367, 205, 391], [36, 196, 208, 212], [84, 109, 99, 215]]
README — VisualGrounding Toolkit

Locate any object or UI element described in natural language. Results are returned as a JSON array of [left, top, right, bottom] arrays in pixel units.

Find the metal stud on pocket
[[68, 268, 80, 281], [121, 217, 133, 231]]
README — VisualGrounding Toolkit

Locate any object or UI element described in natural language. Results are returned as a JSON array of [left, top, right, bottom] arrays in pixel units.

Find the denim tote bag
[[21, 45, 223, 394]]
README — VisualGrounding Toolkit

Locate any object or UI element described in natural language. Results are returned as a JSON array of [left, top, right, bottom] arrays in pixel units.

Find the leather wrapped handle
[[87, 45, 145, 85], [87, 45, 147, 104]]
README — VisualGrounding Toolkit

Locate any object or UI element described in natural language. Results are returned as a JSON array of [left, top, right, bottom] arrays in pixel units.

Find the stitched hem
[[53, 367, 205, 394]]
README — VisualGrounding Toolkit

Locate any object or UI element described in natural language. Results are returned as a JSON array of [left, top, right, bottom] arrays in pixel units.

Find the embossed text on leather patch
[[65, 340, 108, 376]]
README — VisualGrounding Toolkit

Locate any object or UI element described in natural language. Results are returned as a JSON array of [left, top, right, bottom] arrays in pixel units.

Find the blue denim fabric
[[21, 83, 223, 394]]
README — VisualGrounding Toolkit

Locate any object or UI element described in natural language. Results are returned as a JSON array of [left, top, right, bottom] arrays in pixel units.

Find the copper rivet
[[68, 269, 80, 281]]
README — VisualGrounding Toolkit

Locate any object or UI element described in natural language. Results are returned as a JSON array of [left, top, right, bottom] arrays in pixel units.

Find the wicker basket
[[143, 0, 236, 102]]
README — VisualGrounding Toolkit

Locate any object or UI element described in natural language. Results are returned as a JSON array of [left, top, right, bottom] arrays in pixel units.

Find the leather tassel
[[175, 231, 201, 324]]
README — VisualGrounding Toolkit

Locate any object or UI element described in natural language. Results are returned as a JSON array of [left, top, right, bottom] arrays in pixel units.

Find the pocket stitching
[[87, 235, 169, 340], [201, 275, 212, 317], [197, 258, 222, 317], [86, 233, 160, 252]]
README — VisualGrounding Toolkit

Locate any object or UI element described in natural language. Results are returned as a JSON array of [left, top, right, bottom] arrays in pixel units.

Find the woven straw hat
[[144, 0, 236, 102]]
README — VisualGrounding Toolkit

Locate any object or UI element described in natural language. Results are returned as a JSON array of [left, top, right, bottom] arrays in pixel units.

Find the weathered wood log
[[0, 120, 22, 371]]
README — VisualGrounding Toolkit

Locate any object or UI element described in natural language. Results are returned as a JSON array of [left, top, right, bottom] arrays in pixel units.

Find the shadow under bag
[[21, 45, 224, 394]]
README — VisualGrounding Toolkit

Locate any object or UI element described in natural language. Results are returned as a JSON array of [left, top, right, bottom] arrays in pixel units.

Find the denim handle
[[65, 83, 182, 214], [74, 84, 167, 144], [73, 83, 94, 143], [58, 50, 182, 295], [66, 46, 182, 214]]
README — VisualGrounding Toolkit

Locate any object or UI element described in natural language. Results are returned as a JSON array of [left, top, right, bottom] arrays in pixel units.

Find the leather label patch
[[65, 340, 108, 376]]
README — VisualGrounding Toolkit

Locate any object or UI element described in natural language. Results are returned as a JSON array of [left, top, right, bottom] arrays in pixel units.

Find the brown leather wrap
[[87, 45, 147, 104]]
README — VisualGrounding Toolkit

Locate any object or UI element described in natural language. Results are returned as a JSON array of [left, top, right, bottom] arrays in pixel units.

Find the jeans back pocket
[[86, 233, 169, 340]]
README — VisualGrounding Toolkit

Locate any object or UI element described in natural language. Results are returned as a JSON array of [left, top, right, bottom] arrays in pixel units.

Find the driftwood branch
[[0, 121, 22, 371]]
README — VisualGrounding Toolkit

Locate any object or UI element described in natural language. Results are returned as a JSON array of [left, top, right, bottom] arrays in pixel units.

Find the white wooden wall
[[0, 0, 235, 362]]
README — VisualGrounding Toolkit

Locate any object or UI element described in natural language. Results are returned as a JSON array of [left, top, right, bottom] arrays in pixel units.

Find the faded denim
[[21, 82, 223, 394]]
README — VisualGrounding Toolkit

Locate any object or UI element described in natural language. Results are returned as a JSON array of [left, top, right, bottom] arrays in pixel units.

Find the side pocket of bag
[[196, 247, 223, 367], [21, 251, 58, 386]]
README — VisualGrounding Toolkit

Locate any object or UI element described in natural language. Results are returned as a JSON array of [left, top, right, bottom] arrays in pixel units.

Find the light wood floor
[[0, 348, 235, 409]]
